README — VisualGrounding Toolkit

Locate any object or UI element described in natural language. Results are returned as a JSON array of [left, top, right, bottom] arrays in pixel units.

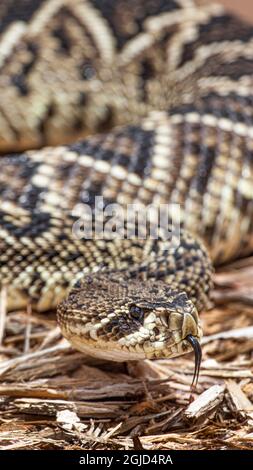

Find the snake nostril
[[74, 279, 82, 288], [153, 327, 159, 336]]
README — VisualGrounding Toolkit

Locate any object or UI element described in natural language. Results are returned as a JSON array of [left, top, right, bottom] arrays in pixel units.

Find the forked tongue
[[185, 334, 202, 399]]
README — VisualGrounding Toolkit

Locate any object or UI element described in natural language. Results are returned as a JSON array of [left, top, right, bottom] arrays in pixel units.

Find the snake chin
[[57, 274, 203, 362]]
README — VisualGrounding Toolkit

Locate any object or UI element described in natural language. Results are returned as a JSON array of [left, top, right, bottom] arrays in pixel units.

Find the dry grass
[[0, 258, 253, 450]]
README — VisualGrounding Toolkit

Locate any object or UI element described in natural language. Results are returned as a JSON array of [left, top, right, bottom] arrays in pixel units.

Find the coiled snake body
[[0, 0, 253, 369]]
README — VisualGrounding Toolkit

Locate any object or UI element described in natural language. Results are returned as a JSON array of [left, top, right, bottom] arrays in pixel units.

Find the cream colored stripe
[[177, 0, 196, 7], [198, 77, 253, 97], [119, 33, 154, 65], [171, 112, 253, 138], [175, 38, 253, 79], [122, 3, 224, 68], [71, 0, 116, 61], [145, 3, 224, 33], [28, 0, 65, 36], [0, 22, 27, 67]]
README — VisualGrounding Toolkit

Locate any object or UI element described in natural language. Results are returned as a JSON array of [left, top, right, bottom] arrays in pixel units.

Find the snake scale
[[0, 1, 253, 375]]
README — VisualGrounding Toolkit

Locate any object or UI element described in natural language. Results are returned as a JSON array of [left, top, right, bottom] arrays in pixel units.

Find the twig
[[24, 302, 32, 354], [202, 326, 253, 344], [0, 287, 7, 346]]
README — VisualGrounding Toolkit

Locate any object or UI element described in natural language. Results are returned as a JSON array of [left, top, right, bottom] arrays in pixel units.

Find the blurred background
[[220, 0, 253, 22]]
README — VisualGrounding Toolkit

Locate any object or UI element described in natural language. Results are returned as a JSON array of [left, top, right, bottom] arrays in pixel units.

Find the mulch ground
[[0, 257, 253, 450]]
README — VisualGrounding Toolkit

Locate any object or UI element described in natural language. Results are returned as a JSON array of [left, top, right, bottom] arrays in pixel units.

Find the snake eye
[[130, 305, 144, 320]]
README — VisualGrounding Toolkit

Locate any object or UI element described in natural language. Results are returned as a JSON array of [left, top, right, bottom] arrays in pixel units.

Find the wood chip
[[56, 409, 87, 432], [226, 380, 253, 421], [13, 397, 120, 418], [184, 385, 225, 421]]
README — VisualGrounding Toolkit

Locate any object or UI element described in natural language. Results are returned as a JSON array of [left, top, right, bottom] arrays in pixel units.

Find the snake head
[[57, 274, 202, 363]]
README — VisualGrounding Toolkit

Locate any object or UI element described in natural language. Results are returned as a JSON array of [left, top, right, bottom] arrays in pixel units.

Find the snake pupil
[[130, 305, 143, 319]]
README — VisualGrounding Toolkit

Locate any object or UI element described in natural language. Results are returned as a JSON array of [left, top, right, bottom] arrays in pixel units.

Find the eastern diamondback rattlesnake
[[0, 0, 253, 382]]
